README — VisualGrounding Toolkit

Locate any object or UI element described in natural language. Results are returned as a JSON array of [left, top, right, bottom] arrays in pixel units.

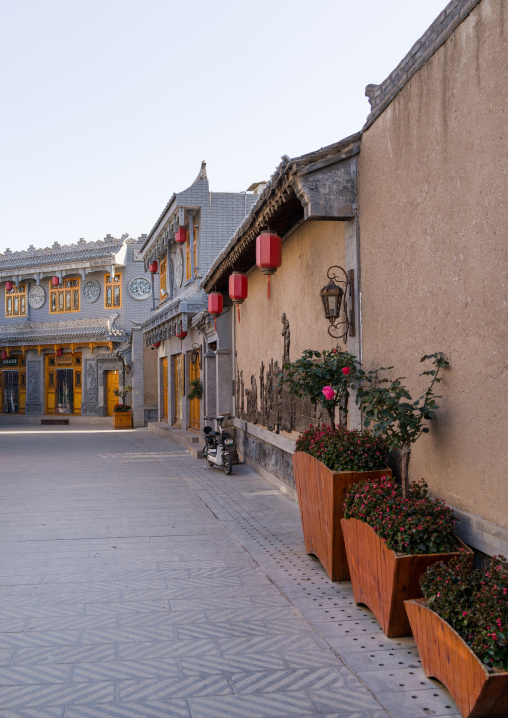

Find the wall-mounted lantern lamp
[[190, 343, 200, 366], [320, 265, 355, 342]]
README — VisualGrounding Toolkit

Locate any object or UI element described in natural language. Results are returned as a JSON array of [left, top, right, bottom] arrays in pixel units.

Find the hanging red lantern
[[0, 350, 7, 360], [229, 272, 248, 322], [175, 227, 186, 244], [56, 348, 63, 357], [176, 322, 187, 350], [149, 261, 158, 274], [208, 292, 223, 332], [256, 230, 282, 299], [5, 281, 13, 292], [152, 341, 161, 348], [52, 276, 59, 287]]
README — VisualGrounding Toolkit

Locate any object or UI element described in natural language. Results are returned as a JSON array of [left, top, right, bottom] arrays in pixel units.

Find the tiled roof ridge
[[0, 234, 146, 261], [201, 133, 362, 290]]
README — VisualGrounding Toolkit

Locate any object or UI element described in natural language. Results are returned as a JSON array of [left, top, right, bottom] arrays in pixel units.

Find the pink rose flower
[[322, 385, 335, 401], [342, 367, 350, 376]]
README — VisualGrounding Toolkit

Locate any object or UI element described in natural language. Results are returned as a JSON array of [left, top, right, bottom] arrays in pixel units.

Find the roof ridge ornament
[[192, 160, 207, 184]]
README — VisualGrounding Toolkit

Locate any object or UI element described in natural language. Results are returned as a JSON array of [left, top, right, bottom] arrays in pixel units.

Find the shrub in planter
[[113, 403, 132, 413], [404, 554, 508, 717], [341, 477, 471, 636], [295, 424, 390, 473], [292, 426, 391, 582], [420, 553, 508, 671], [344, 477, 457, 555]]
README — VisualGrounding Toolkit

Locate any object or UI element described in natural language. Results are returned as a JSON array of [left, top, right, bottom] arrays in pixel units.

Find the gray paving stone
[[0, 427, 461, 717]]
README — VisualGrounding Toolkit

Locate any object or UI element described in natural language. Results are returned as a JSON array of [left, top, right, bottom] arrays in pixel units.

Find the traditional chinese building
[[0, 235, 157, 426], [139, 162, 258, 438], [203, 0, 507, 557]]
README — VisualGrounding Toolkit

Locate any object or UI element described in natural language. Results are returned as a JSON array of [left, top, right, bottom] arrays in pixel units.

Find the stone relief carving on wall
[[236, 313, 322, 435], [85, 361, 98, 402], [83, 280, 101, 303], [27, 361, 39, 402], [28, 285, 45, 309], [128, 277, 152, 300]]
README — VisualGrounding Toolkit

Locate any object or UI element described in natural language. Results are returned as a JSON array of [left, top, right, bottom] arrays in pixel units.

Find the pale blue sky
[[0, 0, 448, 252]]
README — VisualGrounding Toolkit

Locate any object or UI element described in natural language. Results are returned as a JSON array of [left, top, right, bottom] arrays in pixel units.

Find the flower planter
[[405, 598, 508, 718], [292, 452, 391, 581], [113, 410, 133, 429], [341, 517, 472, 637]]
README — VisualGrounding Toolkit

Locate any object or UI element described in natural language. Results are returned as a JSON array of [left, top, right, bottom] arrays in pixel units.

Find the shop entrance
[[56, 369, 74, 414], [162, 358, 168, 422], [106, 371, 120, 416], [173, 354, 184, 427], [188, 353, 200, 431], [2, 371, 19, 414]]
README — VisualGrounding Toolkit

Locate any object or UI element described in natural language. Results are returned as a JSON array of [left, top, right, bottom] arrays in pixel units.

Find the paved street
[[0, 427, 460, 718]]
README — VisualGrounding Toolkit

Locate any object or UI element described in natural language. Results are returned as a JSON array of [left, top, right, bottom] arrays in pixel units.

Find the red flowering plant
[[344, 476, 457, 555], [420, 553, 508, 671], [281, 348, 361, 428], [113, 384, 132, 412], [295, 424, 390, 472]]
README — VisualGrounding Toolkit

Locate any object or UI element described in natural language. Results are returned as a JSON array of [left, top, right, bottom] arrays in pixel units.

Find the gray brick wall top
[[364, 0, 482, 130]]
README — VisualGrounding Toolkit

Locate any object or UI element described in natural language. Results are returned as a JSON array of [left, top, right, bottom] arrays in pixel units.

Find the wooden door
[[162, 357, 168, 422], [46, 356, 56, 414], [106, 371, 120, 416], [188, 352, 200, 431], [173, 354, 184, 427]]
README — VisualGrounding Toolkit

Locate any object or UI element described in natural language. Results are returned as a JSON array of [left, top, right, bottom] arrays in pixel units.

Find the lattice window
[[50, 278, 80, 314], [160, 257, 167, 298], [5, 284, 27, 317], [105, 273, 121, 308]]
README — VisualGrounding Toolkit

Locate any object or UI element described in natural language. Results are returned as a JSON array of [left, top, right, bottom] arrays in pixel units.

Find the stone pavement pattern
[[0, 427, 460, 718]]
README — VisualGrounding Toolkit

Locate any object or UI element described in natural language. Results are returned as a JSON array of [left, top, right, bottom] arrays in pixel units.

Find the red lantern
[[149, 261, 158, 274], [56, 348, 63, 357], [208, 292, 223, 332], [52, 276, 59, 287], [175, 227, 186, 244], [0, 350, 7, 360], [229, 272, 248, 322], [152, 341, 161, 348], [256, 230, 282, 299], [176, 322, 187, 350], [5, 281, 13, 292]]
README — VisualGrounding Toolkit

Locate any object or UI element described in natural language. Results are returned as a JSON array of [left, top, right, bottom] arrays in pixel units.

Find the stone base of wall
[[144, 408, 158, 426], [234, 419, 297, 495]]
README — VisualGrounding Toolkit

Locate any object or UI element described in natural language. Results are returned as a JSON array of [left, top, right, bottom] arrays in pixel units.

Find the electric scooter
[[203, 416, 234, 475]]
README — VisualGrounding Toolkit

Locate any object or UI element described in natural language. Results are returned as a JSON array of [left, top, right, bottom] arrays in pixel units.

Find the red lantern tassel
[[267, 275, 271, 300], [214, 317, 217, 332], [237, 305, 240, 323]]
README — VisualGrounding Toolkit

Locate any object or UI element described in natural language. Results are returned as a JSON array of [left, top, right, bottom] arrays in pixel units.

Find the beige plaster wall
[[235, 220, 346, 438], [358, 0, 507, 527]]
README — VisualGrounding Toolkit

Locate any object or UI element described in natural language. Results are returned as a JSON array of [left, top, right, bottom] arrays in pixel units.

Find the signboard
[[0, 357, 18, 367], [55, 355, 73, 366]]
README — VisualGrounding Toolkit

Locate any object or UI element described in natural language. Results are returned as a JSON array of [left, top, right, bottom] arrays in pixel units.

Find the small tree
[[281, 349, 362, 428], [356, 353, 449, 498], [114, 384, 132, 408]]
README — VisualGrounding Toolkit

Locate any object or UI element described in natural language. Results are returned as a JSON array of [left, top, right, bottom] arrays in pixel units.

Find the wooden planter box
[[341, 517, 473, 637], [113, 410, 133, 429], [292, 452, 391, 581], [405, 598, 508, 718]]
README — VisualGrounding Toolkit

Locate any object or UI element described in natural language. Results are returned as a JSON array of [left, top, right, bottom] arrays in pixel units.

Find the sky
[[0, 0, 448, 253]]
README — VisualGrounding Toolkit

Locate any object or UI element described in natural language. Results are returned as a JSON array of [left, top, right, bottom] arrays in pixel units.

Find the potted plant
[[187, 379, 202, 400], [342, 476, 472, 636], [405, 554, 508, 717], [113, 384, 133, 429], [293, 425, 391, 581], [281, 348, 392, 581], [356, 352, 449, 498]]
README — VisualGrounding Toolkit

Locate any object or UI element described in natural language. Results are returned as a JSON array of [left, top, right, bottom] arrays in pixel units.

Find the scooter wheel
[[223, 452, 233, 475]]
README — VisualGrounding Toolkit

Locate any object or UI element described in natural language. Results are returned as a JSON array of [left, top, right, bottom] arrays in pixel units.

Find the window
[[5, 284, 27, 317], [185, 226, 198, 282], [105, 273, 121, 308], [50, 278, 80, 314], [160, 257, 167, 298]]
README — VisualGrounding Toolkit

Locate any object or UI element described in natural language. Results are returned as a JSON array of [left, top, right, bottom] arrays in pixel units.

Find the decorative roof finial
[[193, 160, 207, 184]]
